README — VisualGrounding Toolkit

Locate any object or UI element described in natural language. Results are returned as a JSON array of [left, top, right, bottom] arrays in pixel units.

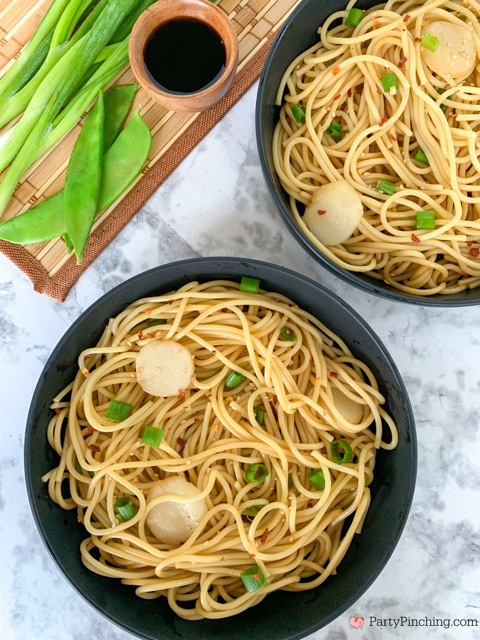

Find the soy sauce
[[144, 19, 226, 95]]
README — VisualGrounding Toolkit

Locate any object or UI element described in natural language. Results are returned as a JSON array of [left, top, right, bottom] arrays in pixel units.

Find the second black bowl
[[256, 0, 480, 307], [26, 257, 416, 640]]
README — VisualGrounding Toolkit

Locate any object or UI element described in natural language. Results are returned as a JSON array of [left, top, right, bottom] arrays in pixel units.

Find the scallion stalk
[[377, 179, 396, 196], [225, 370, 246, 388], [330, 440, 353, 464], [106, 398, 132, 422], [308, 468, 326, 490], [345, 7, 363, 28], [115, 496, 137, 522], [416, 209, 435, 229], [240, 566, 267, 592], [413, 147, 429, 165], [421, 32, 439, 52], [239, 276, 260, 294], [291, 104, 305, 123], [246, 463, 269, 483], [381, 72, 398, 93], [279, 326, 296, 342], [253, 406, 265, 426], [141, 425, 164, 447]]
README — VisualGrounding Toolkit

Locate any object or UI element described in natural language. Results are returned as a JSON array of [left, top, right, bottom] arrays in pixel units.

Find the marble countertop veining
[[1, 83, 479, 640]]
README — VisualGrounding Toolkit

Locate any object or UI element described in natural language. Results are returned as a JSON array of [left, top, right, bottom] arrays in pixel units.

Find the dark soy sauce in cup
[[144, 19, 226, 95]]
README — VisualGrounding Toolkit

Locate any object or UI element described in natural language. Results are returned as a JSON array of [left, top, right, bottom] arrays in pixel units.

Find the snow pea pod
[[103, 84, 137, 152], [65, 91, 104, 264], [0, 110, 151, 246]]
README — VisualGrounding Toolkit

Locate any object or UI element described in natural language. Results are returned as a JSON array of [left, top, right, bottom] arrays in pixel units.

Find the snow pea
[[0, 110, 151, 246], [103, 84, 137, 152], [65, 91, 104, 264]]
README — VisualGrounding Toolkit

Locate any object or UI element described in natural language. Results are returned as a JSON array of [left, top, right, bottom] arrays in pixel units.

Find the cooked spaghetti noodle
[[43, 279, 397, 619], [274, 0, 480, 295]]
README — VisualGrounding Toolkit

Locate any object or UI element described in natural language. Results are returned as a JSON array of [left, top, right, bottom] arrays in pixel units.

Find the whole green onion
[[225, 371, 246, 388], [240, 565, 267, 592], [413, 147, 429, 165], [253, 406, 265, 426], [345, 7, 363, 28], [147, 319, 167, 327], [308, 468, 326, 491], [421, 32, 439, 52], [106, 398, 132, 422], [330, 440, 353, 464], [245, 505, 263, 521], [246, 463, 269, 483], [279, 326, 296, 342], [141, 426, 164, 447], [239, 276, 260, 294], [378, 179, 396, 196], [381, 72, 398, 93], [416, 210, 435, 229], [115, 496, 137, 522], [291, 104, 305, 123]]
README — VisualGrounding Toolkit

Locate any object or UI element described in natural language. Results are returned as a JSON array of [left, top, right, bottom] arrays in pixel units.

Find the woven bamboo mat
[[0, 0, 300, 301]]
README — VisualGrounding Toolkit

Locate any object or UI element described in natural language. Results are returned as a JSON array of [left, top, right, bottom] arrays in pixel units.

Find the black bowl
[[256, 0, 479, 307], [26, 257, 416, 640]]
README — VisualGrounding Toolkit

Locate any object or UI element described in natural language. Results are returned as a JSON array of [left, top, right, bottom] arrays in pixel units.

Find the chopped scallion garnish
[[329, 120, 343, 132], [345, 7, 363, 28], [326, 126, 342, 140], [413, 147, 429, 165], [381, 72, 398, 93], [288, 473, 294, 489], [421, 32, 439, 52], [147, 319, 166, 327], [245, 505, 263, 521], [377, 179, 396, 196], [240, 565, 267, 592], [279, 326, 296, 342], [246, 463, 269, 483], [308, 468, 326, 491], [105, 399, 132, 422], [416, 209, 435, 229], [437, 88, 451, 112], [330, 440, 353, 464], [253, 406, 265, 426], [291, 104, 305, 123], [239, 276, 260, 294], [115, 496, 137, 523], [75, 459, 93, 478], [225, 370, 246, 388], [141, 425, 164, 448]]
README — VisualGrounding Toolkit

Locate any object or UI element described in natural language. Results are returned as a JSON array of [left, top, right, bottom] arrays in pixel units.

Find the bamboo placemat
[[0, 0, 300, 301]]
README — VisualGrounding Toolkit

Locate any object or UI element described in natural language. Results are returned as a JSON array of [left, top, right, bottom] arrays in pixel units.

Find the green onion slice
[[225, 370, 246, 388], [416, 209, 435, 230], [75, 459, 93, 478], [345, 7, 363, 28], [141, 425, 164, 447], [240, 565, 267, 592], [291, 104, 305, 123], [330, 440, 353, 465], [381, 72, 398, 93], [308, 468, 326, 491], [239, 276, 260, 294], [437, 88, 451, 112], [279, 326, 296, 342], [288, 473, 294, 489], [377, 179, 396, 196], [245, 505, 263, 521], [246, 463, 269, 483], [253, 406, 265, 426], [413, 147, 429, 165], [421, 32, 439, 52], [326, 126, 342, 140], [115, 496, 137, 523], [329, 120, 343, 132], [147, 319, 166, 327], [105, 399, 132, 422]]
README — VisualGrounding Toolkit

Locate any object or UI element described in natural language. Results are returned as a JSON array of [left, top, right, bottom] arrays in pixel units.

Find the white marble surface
[[1, 83, 479, 640]]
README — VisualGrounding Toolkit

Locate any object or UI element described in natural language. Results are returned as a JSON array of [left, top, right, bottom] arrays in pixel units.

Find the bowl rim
[[255, 0, 480, 307], [25, 257, 417, 640]]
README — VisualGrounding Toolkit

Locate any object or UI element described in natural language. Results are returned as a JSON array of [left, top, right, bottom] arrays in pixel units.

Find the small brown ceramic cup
[[129, 0, 239, 112]]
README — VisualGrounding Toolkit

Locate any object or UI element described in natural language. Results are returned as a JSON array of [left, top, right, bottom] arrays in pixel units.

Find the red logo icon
[[349, 614, 364, 629]]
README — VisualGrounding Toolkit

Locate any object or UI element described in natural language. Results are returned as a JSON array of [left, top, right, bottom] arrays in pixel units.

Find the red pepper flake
[[84, 354, 92, 359], [467, 240, 474, 246], [138, 330, 143, 339], [220, 557, 224, 561], [177, 389, 185, 399], [398, 57, 407, 68], [194, 417, 200, 422], [317, 210, 326, 216], [249, 553, 256, 558], [372, 17, 380, 29], [332, 66, 340, 76], [415, 37, 421, 42], [168, 300, 174, 305], [146, 333, 154, 339], [88, 444, 100, 452], [87, 426, 97, 433], [348, 88, 352, 98], [307, 503, 313, 508], [470, 247, 480, 258], [403, 13, 410, 21], [260, 528, 269, 545], [330, 371, 338, 378], [378, 117, 389, 127], [253, 572, 260, 582], [288, 303, 293, 307], [273, 395, 278, 405], [55, 408, 62, 414], [390, 134, 397, 141], [334, 94, 340, 101], [411, 234, 420, 244], [177, 437, 187, 456]]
